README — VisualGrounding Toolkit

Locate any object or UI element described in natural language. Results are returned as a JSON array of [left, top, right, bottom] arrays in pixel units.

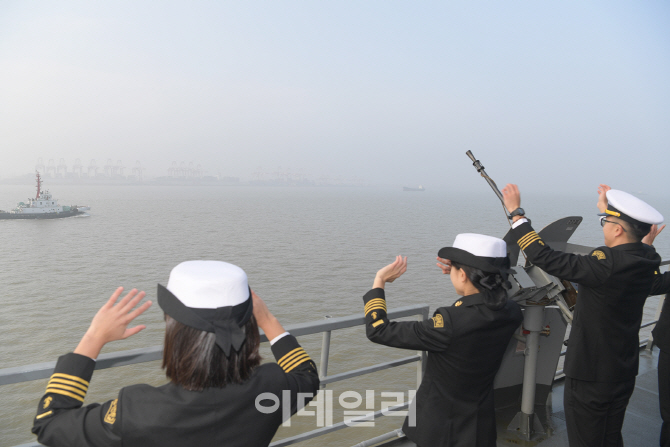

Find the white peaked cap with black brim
[[438, 233, 511, 275], [157, 260, 253, 357], [597, 189, 663, 227]]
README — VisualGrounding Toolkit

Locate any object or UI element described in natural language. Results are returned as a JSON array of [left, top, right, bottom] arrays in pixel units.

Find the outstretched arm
[[597, 184, 611, 213], [252, 290, 319, 415], [502, 183, 612, 287], [373, 255, 407, 289], [501, 183, 526, 223], [33, 288, 151, 447], [364, 256, 452, 352], [74, 288, 152, 360]]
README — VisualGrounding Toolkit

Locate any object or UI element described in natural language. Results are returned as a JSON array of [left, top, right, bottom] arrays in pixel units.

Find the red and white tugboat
[[0, 172, 88, 219]]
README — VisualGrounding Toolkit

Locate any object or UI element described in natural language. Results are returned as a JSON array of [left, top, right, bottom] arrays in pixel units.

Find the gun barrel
[[465, 151, 506, 206]]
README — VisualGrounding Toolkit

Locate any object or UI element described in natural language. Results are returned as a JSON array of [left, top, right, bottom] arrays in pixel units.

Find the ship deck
[[375, 347, 662, 447]]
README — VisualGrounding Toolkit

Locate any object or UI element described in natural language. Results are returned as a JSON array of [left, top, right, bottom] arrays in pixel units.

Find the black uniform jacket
[[651, 271, 670, 352], [511, 221, 661, 382], [363, 288, 523, 447], [32, 335, 319, 447]]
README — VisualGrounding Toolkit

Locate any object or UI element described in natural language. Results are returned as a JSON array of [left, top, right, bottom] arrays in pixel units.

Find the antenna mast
[[35, 171, 42, 199]]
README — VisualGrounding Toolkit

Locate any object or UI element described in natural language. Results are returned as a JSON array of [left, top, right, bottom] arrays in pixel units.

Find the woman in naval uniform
[[32, 260, 320, 447], [362, 234, 523, 447]]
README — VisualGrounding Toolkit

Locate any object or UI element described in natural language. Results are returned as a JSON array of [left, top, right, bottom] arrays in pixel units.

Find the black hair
[[162, 314, 262, 391], [451, 261, 508, 310], [627, 222, 651, 243]]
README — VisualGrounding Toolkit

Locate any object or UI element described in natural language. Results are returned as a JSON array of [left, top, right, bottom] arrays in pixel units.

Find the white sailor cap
[[598, 190, 663, 227], [438, 233, 510, 274], [157, 261, 253, 357], [165, 260, 250, 308]]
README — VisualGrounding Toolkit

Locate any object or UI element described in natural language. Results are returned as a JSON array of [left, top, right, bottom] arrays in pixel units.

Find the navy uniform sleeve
[[651, 271, 670, 296], [31, 353, 122, 447], [271, 334, 320, 414], [363, 288, 452, 352], [511, 221, 613, 287]]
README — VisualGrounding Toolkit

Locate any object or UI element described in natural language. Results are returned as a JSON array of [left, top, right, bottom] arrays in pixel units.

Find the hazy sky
[[1, 1, 669, 191]]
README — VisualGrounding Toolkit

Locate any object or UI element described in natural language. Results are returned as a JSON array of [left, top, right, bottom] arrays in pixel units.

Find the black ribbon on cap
[[437, 246, 515, 276], [157, 283, 253, 357]]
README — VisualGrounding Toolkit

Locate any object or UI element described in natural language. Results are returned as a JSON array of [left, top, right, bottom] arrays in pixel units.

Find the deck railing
[[2, 304, 430, 447], [4, 286, 667, 446]]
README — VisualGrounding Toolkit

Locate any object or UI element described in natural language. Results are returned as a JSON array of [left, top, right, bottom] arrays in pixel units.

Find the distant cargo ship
[[403, 185, 425, 192], [0, 172, 88, 219]]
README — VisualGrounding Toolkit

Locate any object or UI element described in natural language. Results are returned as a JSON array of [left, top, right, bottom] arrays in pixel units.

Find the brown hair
[[162, 314, 262, 391]]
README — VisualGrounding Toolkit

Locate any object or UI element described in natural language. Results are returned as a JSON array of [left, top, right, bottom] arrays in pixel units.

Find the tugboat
[[0, 172, 88, 219]]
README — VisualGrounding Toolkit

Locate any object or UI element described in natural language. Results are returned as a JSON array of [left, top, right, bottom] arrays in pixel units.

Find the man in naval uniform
[[362, 234, 523, 447], [32, 261, 319, 447], [501, 183, 663, 447]]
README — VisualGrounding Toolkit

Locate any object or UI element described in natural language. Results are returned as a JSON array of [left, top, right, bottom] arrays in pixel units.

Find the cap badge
[[591, 250, 606, 261]]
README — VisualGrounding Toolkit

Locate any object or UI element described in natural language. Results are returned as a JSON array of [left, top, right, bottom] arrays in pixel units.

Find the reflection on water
[[1, 185, 667, 445]]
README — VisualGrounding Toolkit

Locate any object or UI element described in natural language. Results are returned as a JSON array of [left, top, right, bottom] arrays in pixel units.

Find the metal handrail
[[0, 305, 429, 386], [5, 304, 430, 447]]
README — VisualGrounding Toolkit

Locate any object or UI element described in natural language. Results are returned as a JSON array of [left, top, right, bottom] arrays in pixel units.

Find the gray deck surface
[[374, 347, 662, 447]]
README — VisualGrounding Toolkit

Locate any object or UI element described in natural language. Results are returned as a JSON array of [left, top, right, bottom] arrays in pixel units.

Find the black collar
[[452, 293, 486, 308]]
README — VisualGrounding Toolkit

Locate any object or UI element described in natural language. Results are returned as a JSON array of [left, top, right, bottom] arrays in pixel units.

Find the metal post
[[508, 304, 546, 440], [319, 316, 332, 389]]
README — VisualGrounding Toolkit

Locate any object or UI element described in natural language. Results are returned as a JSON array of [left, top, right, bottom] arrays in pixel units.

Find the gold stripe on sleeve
[[51, 373, 90, 387], [520, 236, 541, 251], [364, 298, 386, 312], [46, 383, 86, 399], [278, 348, 307, 369], [35, 410, 53, 420], [282, 353, 312, 372], [45, 388, 85, 402], [518, 232, 542, 250], [48, 378, 88, 393], [517, 231, 538, 247], [372, 320, 384, 328], [365, 304, 387, 315], [365, 298, 387, 315]]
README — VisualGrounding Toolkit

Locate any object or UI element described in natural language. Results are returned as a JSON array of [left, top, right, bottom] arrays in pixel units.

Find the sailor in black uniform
[[640, 224, 670, 447], [362, 234, 523, 447], [653, 289, 670, 447], [502, 183, 663, 447], [32, 260, 319, 447]]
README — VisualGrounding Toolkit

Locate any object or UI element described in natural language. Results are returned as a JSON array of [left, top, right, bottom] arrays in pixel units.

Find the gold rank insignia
[[518, 231, 542, 250], [432, 314, 444, 328], [371, 312, 377, 320], [104, 399, 118, 425], [43, 396, 52, 409], [591, 250, 606, 260], [372, 320, 384, 327], [455, 300, 462, 307]]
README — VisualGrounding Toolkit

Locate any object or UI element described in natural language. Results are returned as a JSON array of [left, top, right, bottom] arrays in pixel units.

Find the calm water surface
[[1, 184, 668, 446]]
